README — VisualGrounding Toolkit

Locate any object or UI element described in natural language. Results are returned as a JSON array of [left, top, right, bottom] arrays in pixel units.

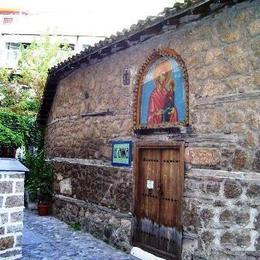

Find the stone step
[[130, 247, 165, 260]]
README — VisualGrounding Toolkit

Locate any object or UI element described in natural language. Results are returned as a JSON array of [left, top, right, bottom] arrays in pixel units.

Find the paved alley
[[22, 210, 134, 260]]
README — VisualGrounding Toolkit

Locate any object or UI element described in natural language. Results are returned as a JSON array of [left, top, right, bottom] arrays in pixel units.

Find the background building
[[0, 6, 105, 68]]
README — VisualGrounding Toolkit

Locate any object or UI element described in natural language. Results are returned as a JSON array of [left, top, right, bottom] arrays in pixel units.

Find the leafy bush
[[0, 110, 43, 149], [23, 150, 53, 203], [0, 110, 30, 147]]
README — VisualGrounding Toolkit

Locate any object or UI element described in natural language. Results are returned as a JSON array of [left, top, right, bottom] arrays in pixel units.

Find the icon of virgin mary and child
[[147, 59, 178, 126]]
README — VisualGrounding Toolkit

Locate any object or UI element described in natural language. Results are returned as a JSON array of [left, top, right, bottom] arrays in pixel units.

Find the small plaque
[[147, 180, 154, 189], [112, 141, 132, 167]]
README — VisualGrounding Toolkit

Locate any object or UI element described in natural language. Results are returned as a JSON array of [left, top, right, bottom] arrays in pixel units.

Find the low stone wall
[[182, 169, 260, 259], [51, 158, 133, 252], [0, 171, 24, 259], [53, 195, 133, 252], [52, 159, 132, 212]]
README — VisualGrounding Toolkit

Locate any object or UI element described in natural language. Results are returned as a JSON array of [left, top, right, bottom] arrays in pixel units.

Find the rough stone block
[[8, 173, 24, 179], [221, 231, 251, 248], [7, 224, 23, 233], [201, 80, 228, 97], [0, 181, 13, 194], [236, 233, 251, 248], [200, 209, 214, 226], [220, 209, 234, 223], [15, 181, 24, 193], [254, 213, 260, 230], [0, 249, 22, 258], [247, 20, 260, 36], [231, 150, 247, 170], [5, 195, 24, 208], [253, 150, 260, 172], [59, 178, 72, 195], [244, 131, 257, 148], [235, 212, 250, 226], [247, 112, 260, 131], [15, 234, 22, 246], [183, 200, 202, 233], [221, 231, 234, 245], [209, 62, 233, 79], [221, 31, 241, 43], [227, 111, 245, 124], [200, 230, 215, 245], [255, 235, 260, 251], [224, 45, 251, 74], [120, 219, 131, 230], [10, 211, 23, 223], [0, 196, 3, 207], [0, 213, 8, 225], [190, 40, 210, 52], [185, 148, 221, 166], [224, 180, 242, 199], [220, 209, 250, 226], [226, 76, 255, 92], [215, 18, 241, 43], [0, 236, 14, 250], [0, 227, 5, 235], [206, 181, 220, 194], [213, 200, 225, 207], [246, 184, 260, 198], [205, 48, 223, 65]]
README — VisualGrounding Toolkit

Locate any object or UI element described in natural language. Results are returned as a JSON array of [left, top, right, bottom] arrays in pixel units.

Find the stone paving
[[22, 210, 135, 260]]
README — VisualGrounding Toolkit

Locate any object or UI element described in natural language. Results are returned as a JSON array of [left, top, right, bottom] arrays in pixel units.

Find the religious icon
[[134, 48, 189, 130]]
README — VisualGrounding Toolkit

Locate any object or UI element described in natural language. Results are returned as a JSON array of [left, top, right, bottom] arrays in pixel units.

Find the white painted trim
[[50, 157, 133, 170], [130, 247, 166, 260]]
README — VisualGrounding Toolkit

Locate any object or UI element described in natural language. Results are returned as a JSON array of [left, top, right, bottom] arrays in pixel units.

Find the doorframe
[[132, 141, 185, 259]]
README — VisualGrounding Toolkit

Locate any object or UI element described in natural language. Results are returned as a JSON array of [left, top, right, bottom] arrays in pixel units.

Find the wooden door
[[133, 144, 184, 260]]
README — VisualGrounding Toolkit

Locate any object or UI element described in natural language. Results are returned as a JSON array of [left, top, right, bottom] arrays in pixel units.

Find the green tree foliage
[[18, 37, 72, 99], [0, 36, 72, 148], [0, 111, 29, 148]]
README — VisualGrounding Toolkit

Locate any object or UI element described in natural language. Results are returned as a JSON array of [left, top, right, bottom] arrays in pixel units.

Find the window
[[6, 42, 20, 50], [3, 17, 13, 24]]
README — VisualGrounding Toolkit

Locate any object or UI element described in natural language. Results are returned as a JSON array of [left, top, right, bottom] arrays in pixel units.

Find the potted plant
[[23, 150, 53, 216], [37, 180, 52, 216]]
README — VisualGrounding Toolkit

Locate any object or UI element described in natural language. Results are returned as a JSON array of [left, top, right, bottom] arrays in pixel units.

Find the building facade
[[38, 0, 260, 259], [0, 7, 105, 69]]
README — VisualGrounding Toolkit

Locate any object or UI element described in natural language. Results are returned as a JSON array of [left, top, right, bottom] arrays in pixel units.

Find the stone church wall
[[44, 1, 259, 258]]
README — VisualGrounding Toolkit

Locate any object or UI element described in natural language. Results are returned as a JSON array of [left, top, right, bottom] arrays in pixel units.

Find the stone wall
[[45, 0, 259, 172], [44, 1, 260, 258], [52, 160, 132, 212], [53, 195, 132, 251], [51, 159, 133, 251], [0, 171, 24, 259], [182, 169, 259, 259]]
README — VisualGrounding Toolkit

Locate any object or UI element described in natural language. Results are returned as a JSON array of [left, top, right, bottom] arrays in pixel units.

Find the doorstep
[[130, 247, 165, 260]]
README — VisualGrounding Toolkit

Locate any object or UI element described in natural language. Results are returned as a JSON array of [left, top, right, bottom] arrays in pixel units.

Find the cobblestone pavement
[[22, 210, 134, 260]]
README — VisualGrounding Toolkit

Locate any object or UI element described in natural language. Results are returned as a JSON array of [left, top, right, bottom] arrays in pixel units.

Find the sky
[[0, 0, 176, 36]]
